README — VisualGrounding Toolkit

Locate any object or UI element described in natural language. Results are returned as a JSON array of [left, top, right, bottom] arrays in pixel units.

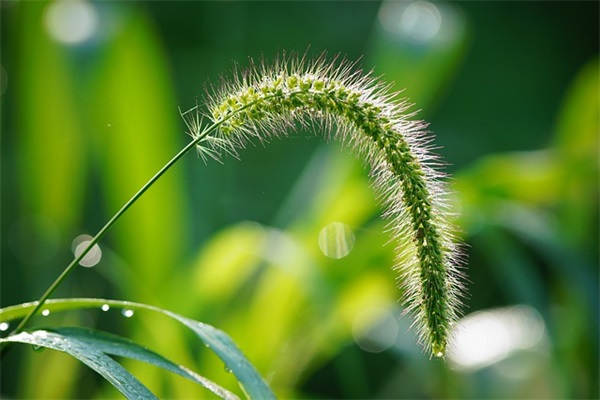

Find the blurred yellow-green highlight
[[1, 0, 598, 398]]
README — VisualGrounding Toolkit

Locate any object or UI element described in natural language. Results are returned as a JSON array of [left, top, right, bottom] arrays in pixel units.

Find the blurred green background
[[1, 0, 598, 398]]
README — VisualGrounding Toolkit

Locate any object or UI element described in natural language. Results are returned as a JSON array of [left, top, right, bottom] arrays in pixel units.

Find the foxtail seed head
[[185, 54, 465, 357]]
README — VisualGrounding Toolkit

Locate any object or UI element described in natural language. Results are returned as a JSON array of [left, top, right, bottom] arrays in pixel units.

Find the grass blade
[[1, 329, 157, 400], [0, 298, 275, 399]]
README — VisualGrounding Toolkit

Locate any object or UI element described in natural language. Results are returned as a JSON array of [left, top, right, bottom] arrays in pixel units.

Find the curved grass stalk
[[10, 53, 464, 359]]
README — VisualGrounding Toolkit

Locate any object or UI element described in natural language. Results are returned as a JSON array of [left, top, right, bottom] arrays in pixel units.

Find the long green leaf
[[51, 327, 238, 400], [0, 329, 156, 400], [0, 298, 275, 399]]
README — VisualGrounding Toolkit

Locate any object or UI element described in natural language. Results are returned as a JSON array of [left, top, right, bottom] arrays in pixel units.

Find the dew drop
[[224, 365, 232, 374], [0, 322, 9, 332], [435, 351, 444, 358], [121, 309, 134, 318], [318, 222, 356, 259], [32, 345, 45, 352], [41, 309, 50, 317], [101, 304, 110, 312], [32, 330, 48, 341]]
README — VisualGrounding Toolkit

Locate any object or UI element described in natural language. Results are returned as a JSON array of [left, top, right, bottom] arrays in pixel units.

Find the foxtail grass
[[185, 53, 465, 357]]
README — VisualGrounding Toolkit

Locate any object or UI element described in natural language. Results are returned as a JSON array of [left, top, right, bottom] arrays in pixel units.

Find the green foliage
[[1, 0, 597, 399]]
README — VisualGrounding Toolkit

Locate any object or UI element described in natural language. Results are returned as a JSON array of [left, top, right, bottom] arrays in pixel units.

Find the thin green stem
[[8, 122, 218, 338]]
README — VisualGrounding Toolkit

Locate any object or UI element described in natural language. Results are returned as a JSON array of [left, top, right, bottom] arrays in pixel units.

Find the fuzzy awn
[[183, 54, 465, 357]]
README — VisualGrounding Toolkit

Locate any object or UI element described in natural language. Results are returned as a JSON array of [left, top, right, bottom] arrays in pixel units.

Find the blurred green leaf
[[15, 1, 87, 233], [191, 221, 266, 303], [554, 58, 599, 166], [553, 57, 599, 252], [89, 5, 188, 293], [454, 150, 561, 234]]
